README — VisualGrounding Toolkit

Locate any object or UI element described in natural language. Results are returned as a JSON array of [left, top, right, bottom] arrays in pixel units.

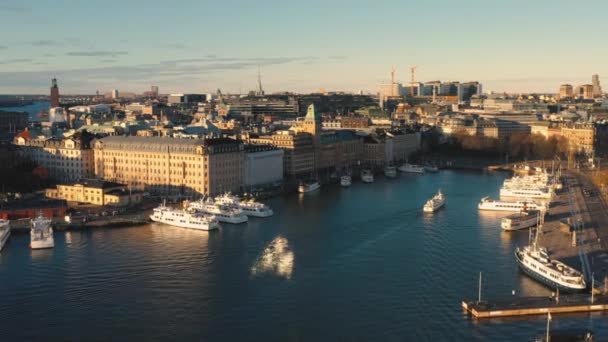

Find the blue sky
[[0, 0, 606, 94]]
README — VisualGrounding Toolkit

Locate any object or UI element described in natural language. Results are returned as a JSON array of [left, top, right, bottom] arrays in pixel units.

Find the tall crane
[[409, 65, 417, 96]]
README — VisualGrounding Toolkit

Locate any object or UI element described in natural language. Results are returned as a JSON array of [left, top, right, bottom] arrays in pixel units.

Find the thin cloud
[[30, 40, 63, 47], [100, 59, 118, 63], [66, 51, 129, 57], [0, 5, 30, 12], [0, 46, 7, 50], [0, 58, 33, 65], [328, 55, 347, 60]]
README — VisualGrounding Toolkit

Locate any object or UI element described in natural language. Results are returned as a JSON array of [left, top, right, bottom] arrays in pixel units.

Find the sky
[[0, 0, 607, 95]]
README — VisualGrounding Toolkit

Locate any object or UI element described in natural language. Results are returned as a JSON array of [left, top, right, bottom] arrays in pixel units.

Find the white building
[[111, 89, 119, 99], [244, 146, 284, 188]]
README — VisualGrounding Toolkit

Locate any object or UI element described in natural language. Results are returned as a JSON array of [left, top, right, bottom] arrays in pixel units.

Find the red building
[[0, 199, 67, 220]]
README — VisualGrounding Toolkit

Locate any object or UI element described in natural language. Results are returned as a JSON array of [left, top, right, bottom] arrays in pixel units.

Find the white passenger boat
[[478, 197, 546, 212], [361, 169, 374, 183], [150, 204, 220, 231], [501, 210, 541, 231], [340, 175, 352, 187], [384, 166, 397, 178], [399, 163, 425, 174], [516, 229, 586, 292], [298, 180, 321, 193], [0, 219, 10, 251], [189, 199, 248, 224], [214, 193, 273, 218], [500, 186, 554, 200], [30, 214, 54, 249], [423, 190, 445, 213]]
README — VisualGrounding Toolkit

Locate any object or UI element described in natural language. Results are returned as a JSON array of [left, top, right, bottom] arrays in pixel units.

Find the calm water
[[1, 101, 49, 120], [1, 171, 607, 341]]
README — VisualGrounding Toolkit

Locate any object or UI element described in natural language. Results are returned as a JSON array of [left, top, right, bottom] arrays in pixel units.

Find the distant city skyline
[[0, 0, 606, 94]]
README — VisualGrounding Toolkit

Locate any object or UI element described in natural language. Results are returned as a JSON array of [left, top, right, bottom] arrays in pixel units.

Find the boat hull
[[242, 209, 273, 218], [515, 250, 586, 292], [31, 239, 54, 249], [298, 183, 320, 193], [423, 202, 444, 213], [0, 229, 10, 251], [150, 215, 219, 230]]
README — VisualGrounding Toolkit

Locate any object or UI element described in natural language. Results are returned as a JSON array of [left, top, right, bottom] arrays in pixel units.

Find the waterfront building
[[45, 179, 142, 206], [244, 145, 284, 188], [560, 123, 595, 154], [93, 136, 244, 196], [247, 130, 315, 177], [50, 78, 60, 107], [559, 84, 573, 99], [14, 131, 95, 183]]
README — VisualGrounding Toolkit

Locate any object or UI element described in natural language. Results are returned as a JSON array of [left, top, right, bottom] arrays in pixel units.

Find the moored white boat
[[0, 219, 10, 251], [189, 199, 248, 224], [501, 210, 541, 231], [424, 165, 439, 173], [150, 203, 220, 230], [298, 180, 321, 193], [361, 169, 374, 183], [214, 193, 273, 217], [515, 230, 586, 292], [399, 163, 425, 174], [340, 175, 352, 187], [478, 197, 546, 212], [423, 190, 445, 213], [384, 166, 397, 178], [30, 214, 54, 249], [500, 186, 554, 200]]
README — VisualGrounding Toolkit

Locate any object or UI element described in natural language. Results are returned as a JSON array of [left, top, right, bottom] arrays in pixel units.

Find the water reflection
[[251, 236, 294, 279], [30, 248, 53, 261]]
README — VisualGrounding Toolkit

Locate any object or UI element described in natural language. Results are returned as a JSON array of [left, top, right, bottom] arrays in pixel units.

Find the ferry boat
[[189, 199, 248, 224], [515, 230, 586, 292], [361, 169, 374, 183], [298, 180, 321, 193], [0, 219, 10, 251], [214, 193, 273, 218], [423, 190, 445, 213], [384, 166, 397, 178], [478, 197, 546, 212], [399, 163, 425, 174], [340, 175, 352, 187], [500, 186, 554, 200], [501, 210, 541, 231], [30, 214, 54, 249], [150, 204, 220, 231]]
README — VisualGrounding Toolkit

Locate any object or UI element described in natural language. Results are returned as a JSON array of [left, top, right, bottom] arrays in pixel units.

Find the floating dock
[[462, 294, 608, 318]]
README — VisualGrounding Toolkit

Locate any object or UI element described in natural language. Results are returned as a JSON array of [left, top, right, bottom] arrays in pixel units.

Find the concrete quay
[[463, 169, 608, 318]]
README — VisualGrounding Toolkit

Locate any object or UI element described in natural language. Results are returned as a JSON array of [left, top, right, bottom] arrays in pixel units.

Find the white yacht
[[189, 199, 248, 224], [423, 190, 445, 213], [478, 197, 546, 212], [0, 219, 10, 251], [150, 204, 220, 231], [384, 166, 397, 178], [399, 163, 425, 174], [516, 230, 586, 292], [340, 175, 352, 187], [30, 214, 54, 249], [501, 210, 541, 231], [500, 186, 554, 200], [214, 193, 273, 218], [298, 180, 321, 193], [361, 169, 374, 183]]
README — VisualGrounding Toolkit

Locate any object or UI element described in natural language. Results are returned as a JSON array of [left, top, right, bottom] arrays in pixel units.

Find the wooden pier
[[462, 294, 608, 318]]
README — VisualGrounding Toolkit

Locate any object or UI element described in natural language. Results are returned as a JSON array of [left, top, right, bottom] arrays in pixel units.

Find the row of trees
[[449, 130, 571, 160]]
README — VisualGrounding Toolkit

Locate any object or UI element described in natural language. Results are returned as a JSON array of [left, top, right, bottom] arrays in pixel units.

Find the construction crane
[[409, 65, 417, 96]]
